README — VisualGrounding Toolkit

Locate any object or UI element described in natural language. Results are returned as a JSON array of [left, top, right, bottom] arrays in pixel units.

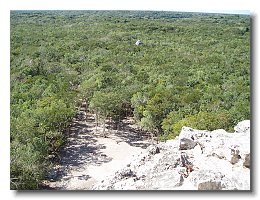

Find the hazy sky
[[6, 0, 250, 15], [73, 0, 250, 15]]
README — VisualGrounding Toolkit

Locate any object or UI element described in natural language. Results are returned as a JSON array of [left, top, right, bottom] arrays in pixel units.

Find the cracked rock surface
[[94, 120, 250, 190]]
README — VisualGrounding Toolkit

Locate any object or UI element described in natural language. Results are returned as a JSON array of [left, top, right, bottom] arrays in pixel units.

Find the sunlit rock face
[[94, 120, 250, 190]]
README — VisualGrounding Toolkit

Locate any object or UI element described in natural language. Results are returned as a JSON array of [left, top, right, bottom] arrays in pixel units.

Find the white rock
[[144, 170, 184, 189], [234, 120, 250, 133], [94, 120, 250, 190]]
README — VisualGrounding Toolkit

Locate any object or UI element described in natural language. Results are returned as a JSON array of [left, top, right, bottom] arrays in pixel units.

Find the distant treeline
[[11, 10, 247, 21]]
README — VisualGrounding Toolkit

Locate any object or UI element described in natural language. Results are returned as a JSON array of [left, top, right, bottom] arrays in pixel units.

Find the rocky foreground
[[94, 120, 250, 190]]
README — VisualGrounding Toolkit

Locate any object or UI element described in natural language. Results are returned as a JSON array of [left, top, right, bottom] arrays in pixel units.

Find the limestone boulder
[[234, 120, 250, 134], [179, 138, 197, 150], [94, 120, 250, 190]]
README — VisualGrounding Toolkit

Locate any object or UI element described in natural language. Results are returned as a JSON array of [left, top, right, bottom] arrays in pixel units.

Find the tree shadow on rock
[[47, 118, 112, 183], [113, 118, 151, 149]]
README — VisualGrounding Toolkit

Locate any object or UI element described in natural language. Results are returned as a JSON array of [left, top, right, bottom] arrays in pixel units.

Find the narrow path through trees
[[43, 110, 150, 190]]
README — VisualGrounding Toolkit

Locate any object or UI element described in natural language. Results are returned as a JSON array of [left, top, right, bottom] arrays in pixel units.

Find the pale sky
[[5, 0, 250, 15]]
